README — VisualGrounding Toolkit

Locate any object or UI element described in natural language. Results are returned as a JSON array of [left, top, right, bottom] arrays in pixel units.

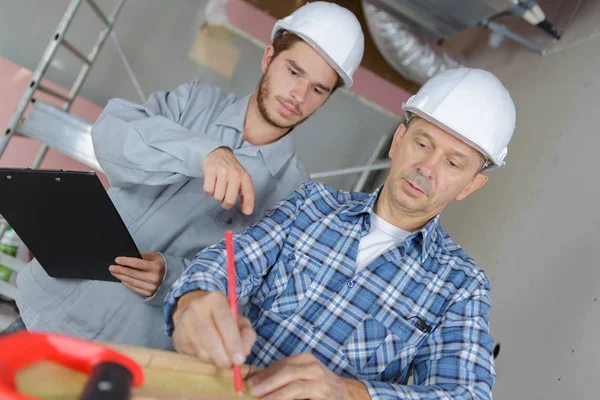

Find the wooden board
[[16, 343, 256, 399]]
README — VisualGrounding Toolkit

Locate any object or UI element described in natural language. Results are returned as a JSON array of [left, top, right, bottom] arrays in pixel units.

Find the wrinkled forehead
[[405, 117, 486, 164], [405, 114, 491, 168]]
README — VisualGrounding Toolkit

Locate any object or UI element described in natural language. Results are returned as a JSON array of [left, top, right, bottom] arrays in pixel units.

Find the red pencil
[[225, 230, 243, 394]]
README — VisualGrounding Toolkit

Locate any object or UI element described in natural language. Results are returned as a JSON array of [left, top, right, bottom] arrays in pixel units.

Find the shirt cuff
[[163, 269, 228, 336], [142, 253, 175, 307]]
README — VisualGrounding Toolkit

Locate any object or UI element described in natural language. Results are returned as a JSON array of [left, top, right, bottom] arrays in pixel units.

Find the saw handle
[[0, 331, 144, 400]]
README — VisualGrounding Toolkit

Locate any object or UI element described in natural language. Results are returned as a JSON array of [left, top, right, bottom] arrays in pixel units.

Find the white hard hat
[[271, 2, 364, 88], [402, 67, 516, 170]]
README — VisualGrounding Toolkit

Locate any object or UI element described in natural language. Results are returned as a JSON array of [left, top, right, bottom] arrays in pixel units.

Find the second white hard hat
[[402, 67, 516, 170]]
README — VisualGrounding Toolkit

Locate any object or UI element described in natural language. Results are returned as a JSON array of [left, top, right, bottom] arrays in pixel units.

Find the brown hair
[[272, 32, 345, 91]]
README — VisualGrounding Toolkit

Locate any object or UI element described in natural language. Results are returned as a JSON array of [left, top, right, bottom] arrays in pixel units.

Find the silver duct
[[362, 1, 462, 85]]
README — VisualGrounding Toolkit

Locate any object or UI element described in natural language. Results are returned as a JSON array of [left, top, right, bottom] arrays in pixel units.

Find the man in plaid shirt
[[164, 67, 516, 399]]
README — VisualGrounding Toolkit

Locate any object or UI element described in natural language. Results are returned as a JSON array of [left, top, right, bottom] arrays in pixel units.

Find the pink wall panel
[[0, 57, 109, 188]]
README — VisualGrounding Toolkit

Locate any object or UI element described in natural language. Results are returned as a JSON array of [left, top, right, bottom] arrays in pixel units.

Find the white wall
[[439, 1, 600, 398], [0, 0, 399, 190]]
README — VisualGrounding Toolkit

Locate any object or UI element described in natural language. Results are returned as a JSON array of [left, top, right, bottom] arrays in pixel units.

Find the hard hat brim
[[272, 24, 354, 89], [402, 106, 505, 171]]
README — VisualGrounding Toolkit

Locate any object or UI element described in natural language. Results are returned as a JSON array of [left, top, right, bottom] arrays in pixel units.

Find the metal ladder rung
[[36, 85, 72, 104], [1, 0, 133, 169], [0, 0, 84, 142], [0, 280, 19, 301], [86, 0, 111, 26], [17, 101, 102, 172], [61, 39, 92, 64], [0, 253, 26, 274]]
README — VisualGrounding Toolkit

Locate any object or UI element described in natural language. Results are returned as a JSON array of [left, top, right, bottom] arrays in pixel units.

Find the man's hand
[[172, 291, 257, 369], [109, 251, 165, 297], [203, 147, 255, 215], [247, 353, 370, 400]]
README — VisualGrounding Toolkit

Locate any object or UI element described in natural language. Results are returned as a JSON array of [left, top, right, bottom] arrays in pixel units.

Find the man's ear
[[261, 45, 275, 73], [388, 123, 407, 158], [456, 173, 489, 201]]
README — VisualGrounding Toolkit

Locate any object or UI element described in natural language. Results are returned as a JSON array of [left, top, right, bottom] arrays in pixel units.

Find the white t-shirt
[[355, 213, 411, 275]]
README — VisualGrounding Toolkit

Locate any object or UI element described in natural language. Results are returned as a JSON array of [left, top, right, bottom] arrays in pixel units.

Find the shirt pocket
[[215, 206, 252, 231], [342, 303, 429, 381], [113, 186, 158, 224], [263, 249, 321, 318]]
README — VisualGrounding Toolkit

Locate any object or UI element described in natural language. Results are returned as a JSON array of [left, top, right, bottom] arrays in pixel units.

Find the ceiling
[[240, 0, 422, 94], [241, 0, 589, 92]]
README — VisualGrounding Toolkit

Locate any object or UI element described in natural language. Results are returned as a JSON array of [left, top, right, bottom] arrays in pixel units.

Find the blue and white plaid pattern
[[164, 181, 495, 399]]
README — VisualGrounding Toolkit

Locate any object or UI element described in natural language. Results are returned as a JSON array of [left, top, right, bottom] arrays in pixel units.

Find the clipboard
[[0, 168, 141, 282]]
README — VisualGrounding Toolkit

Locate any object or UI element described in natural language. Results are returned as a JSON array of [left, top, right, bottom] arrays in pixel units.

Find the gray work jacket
[[16, 80, 309, 349]]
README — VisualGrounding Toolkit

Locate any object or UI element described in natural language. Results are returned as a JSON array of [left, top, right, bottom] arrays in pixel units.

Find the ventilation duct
[[362, 1, 462, 85]]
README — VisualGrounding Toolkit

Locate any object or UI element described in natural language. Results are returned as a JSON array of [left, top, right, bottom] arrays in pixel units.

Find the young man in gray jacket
[[9, 2, 365, 349]]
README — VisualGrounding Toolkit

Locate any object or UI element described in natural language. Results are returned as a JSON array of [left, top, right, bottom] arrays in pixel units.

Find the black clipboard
[[0, 168, 141, 281]]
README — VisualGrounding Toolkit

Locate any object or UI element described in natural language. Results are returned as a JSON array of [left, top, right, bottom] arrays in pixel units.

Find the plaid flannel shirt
[[164, 181, 495, 399]]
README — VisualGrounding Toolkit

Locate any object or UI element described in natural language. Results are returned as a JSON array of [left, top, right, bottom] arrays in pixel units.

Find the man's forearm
[[172, 290, 211, 326], [363, 380, 490, 400], [345, 378, 371, 400]]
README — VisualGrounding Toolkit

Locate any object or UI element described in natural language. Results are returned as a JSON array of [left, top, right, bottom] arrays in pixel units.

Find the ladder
[[0, 0, 146, 302], [0, 0, 145, 171]]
